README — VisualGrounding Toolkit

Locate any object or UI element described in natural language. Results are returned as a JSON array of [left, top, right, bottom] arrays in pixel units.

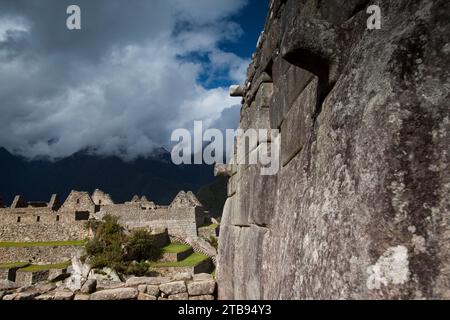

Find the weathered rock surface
[[54, 291, 75, 301], [159, 281, 186, 295], [218, 0, 450, 300], [138, 293, 157, 300], [126, 276, 170, 287], [90, 288, 139, 300], [74, 294, 90, 301], [0, 280, 19, 291], [187, 280, 216, 296], [168, 293, 189, 300], [189, 295, 215, 300], [146, 285, 160, 297], [0, 276, 217, 300], [81, 279, 97, 294]]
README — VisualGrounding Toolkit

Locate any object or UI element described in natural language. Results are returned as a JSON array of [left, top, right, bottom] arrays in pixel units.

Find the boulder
[[48, 269, 69, 282], [90, 288, 138, 300], [126, 276, 170, 287], [159, 281, 186, 295], [146, 285, 160, 297], [96, 281, 125, 290], [187, 280, 216, 296], [193, 273, 213, 281], [15, 292, 40, 300], [81, 279, 97, 294], [54, 291, 75, 301], [189, 295, 215, 300], [65, 274, 84, 292], [34, 282, 57, 294], [138, 293, 157, 300], [137, 284, 147, 293], [2, 293, 17, 300], [74, 294, 90, 301], [0, 280, 19, 291], [172, 272, 192, 282], [168, 293, 189, 300], [71, 256, 83, 275], [34, 293, 55, 301]]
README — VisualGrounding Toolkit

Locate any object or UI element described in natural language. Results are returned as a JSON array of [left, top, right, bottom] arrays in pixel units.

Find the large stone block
[[90, 288, 138, 300], [255, 83, 273, 109], [281, 77, 318, 166], [219, 0, 450, 301], [159, 281, 187, 295], [270, 60, 314, 129], [187, 279, 216, 296], [15, 270, 49, 287]]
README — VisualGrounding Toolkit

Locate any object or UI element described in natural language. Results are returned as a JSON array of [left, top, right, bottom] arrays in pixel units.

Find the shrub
[[124, 230, 162, 262], [207, 236, 218, 249], [85, 215, 126, 269], [85, 216, 161, 275], [123, 261, 151, 276]]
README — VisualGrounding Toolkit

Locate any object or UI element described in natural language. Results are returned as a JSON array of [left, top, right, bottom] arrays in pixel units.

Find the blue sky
[[176, 0, 269, 89], [0, 0, 269, 159]]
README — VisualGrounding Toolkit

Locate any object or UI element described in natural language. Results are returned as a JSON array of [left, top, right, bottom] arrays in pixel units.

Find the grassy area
[[162, 243, 192, 254], [19, 261, 71, 272], [0, 262, 30, 269], [150, 252, 209, 268], [0, 240, 85, 248], [200, 223, 219, 229]]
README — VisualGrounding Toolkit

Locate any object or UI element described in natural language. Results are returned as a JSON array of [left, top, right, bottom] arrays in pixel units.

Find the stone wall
[[100, 205, 204, 237], [60, 191, 95, 213], [217, 0, 450, 300], [0, 273, 217, 301], [0, 219, 88, 242], [0, 246, 84, 264]]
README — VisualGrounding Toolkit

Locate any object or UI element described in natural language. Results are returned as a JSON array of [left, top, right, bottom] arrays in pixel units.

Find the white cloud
[[0, 15, 29, 41], [0, 0, 247, 160]]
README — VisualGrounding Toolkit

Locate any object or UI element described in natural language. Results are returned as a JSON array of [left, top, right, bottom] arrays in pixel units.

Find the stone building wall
[[217, 0, 450, 300], [91, 189, 114, 206], [0, 222, 88, 242], [0, 208, 89, 242], [0, 246, 84, 264], [59, 191, 96, 213], [99, 205, 204, 237]]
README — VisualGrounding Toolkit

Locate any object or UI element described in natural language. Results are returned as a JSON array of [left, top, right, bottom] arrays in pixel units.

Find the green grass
[[200, 223, 219, 229], [19, 261, 71, 272], [150, 252, 209, 268], [162, 243, 192, 254], [0, 262, 30, 269], [0, 240, 85, 248]]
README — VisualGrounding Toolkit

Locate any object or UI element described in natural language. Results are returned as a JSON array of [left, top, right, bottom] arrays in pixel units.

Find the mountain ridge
[[0, 146, 215, 206]]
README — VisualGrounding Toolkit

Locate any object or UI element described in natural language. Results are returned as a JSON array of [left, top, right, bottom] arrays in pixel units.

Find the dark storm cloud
[[0, 0, 248, 159]]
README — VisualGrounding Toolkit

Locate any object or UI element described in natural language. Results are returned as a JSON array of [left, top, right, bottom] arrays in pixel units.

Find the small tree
[[125, 230, 162, 262], [85, 215, 126, 269], [85, 216, 162, 275]]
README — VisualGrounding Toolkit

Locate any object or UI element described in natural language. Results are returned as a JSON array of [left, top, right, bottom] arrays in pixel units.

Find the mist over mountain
[[0, 146, 217, 206]]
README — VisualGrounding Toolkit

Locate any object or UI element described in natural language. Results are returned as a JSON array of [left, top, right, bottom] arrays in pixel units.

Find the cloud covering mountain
[[0, 0, 260, 160]]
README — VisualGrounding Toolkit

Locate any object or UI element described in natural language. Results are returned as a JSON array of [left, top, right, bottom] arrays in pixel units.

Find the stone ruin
[[217, 0, 449, 300], [0, 189, 209, 265]]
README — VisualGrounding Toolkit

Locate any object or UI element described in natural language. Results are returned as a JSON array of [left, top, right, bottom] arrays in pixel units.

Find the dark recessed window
[[75, 211, 90, 221], [56, 215, 60, 222], [36, 216, 40, 222], [76, 199, 80, 204], [99, 200, 102, 205], [17, 217, 21, 223]]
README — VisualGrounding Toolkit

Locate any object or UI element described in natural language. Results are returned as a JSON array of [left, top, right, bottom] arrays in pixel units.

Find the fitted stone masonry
[[217, 0, 450, 300]]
